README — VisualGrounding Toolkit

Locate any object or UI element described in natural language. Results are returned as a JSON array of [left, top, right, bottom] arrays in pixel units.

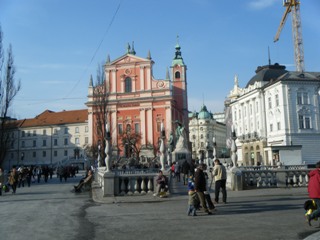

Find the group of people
[[154, 158, 227, 216], [187, 159, 227, 216]]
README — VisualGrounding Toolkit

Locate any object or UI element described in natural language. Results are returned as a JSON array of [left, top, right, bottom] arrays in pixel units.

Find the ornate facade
[[188, 105, 227, 164], [87, 43, 189, 159], [228, 63, 320, 166]]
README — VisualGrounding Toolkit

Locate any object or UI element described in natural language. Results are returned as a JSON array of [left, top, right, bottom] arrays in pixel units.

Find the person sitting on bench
[[154, 170, 168, 196], [74, 170, 93, 192]]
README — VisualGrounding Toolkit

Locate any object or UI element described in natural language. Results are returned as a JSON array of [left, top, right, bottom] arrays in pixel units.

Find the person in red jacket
[[306, 161, 320, 226]]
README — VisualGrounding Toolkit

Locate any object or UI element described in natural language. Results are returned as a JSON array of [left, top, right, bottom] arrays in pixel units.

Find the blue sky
[[0, 0, 319, 119]]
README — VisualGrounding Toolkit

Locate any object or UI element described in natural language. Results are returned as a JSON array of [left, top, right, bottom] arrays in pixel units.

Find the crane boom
[[274, 0, 305, 72]]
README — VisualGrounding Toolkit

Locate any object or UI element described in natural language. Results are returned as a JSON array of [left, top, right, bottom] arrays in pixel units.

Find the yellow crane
[[274, 0, 304, 72]]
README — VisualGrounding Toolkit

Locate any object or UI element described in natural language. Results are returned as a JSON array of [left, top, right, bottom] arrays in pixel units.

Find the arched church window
[[125, 77, 132, 93], [175, 71, 180, 79]]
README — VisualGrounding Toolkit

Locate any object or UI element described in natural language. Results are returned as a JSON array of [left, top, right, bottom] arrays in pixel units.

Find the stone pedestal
[[230, 167, 243, 191], [171, 147, 191, 164], [103, 171, 115, 197], [276, 170, 287, 188]]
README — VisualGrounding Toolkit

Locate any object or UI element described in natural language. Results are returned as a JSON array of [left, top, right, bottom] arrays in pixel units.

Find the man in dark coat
[[306, 161, 320, 225], [194, 164, 212, 215], [181, 160, 190, 185]]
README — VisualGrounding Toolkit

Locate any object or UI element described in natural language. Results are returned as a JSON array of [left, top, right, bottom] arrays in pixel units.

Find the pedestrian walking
[[0, 167, 4, 196], [9, 167, 18, 194], [194, 164, 214, 215], [181, 160, 190, 185], [212, 159, 227, 204], [306, 161, 320, 226]]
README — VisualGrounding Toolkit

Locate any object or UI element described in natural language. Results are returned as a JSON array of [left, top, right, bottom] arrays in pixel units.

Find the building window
[[64, 127, 68, 134], [134, 123, 140, 134], [299, 115, 304, 128], [54, 139, 58, 146], [118, 124, 123, 134], [270, 124, 273, 132], [54, 151, 58, 157], [22, 141, 25, 148], [125, 77, 132, 93], [43, 140, 46, 147], [33, 140, 36, 147], [305, 117, 311, 129], [85, 137, 89, 144], [27, 131, 31, 137], [11, 141, 14, 149], [299, 115, 311, 129], [175, 71, 180, 79], [54, 129, 58, 135], [75, 127, 79, 133], [43, 130, 46, 135], [33, 152, 36, 158], [234, 111, 237, 121], [21, 131, 25, 137], [268, 97, 272, 109], [277, 122, 281, 130], [75, 138, 80, 145], [303, 93, 308, 104], [43, 151, 46, 157], [64, 138, 68, 145], [250, 104, 253, 115], [200, 142, 204, 147], [85, 126, 88, 132], [64, 150, 68, 156], [33, 130, 36, 136], [200, 134, 203, 139], [275, 94, 279, 107]]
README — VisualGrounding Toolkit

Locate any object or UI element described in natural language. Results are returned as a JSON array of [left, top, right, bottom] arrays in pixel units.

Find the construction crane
[[274, 0, 305, 72]]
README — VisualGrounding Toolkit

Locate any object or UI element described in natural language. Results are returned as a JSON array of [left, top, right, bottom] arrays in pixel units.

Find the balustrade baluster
[[141, 177, 147, 194], [120, 178, 126, 195], [127, 178, 133, 195], [134, 178, 140, 194], [293, 174, 298, 187], [148, 178, 153, 193]]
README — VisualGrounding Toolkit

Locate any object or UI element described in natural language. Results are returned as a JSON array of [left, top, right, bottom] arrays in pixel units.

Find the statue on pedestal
[[104, 123, 112, 172]]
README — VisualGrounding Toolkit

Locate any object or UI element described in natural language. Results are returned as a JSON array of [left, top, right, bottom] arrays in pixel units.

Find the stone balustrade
[[95, 167, 160, 197], [231, 165, 311, 190]]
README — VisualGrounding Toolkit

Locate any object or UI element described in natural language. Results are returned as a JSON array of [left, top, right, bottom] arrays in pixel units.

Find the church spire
[[89, 75, 93, 87], [166, 67, 170, 80], [147, 50, 152, 60], [172, 35, 185, 66]]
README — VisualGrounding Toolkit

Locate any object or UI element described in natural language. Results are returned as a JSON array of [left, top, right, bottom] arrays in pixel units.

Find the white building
[[3, 109, 89, 170], [228, 63, 320, 166], [189, 105, 227, 165]]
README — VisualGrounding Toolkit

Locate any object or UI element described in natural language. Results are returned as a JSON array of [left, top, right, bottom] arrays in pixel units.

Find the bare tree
[[120, 127, 142, 164], [0, 26, 21, 167], [92, 61, 108, 166]]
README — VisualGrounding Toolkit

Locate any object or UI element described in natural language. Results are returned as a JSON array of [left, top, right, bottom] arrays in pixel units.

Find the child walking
[[187, 176, 200, 216]]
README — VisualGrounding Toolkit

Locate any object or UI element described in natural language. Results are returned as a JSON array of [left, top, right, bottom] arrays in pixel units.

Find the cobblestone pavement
[[1, 172, 320, 240]]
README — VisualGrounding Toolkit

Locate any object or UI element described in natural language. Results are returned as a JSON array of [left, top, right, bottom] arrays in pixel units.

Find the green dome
[[198, 105, 212, 119]]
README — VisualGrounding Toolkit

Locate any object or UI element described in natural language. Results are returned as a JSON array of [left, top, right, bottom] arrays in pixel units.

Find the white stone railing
[[95, 167, 160, 196], [238, 167, 310, 189]]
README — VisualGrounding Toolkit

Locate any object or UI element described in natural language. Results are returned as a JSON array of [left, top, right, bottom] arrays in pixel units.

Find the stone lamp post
[[105, 123, 112, 172], [231, 125, 237, 168]]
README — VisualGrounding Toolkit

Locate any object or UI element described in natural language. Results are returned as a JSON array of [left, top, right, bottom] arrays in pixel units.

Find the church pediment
[[109, 54, 151, 66]]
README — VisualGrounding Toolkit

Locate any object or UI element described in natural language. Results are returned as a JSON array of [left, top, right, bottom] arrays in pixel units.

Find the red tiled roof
[[20, 109, 88, 127]]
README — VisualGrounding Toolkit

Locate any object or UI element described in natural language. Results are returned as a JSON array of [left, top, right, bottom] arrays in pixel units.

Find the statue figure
[[174, 120, 187, 150], [168, 131, 174, 152]]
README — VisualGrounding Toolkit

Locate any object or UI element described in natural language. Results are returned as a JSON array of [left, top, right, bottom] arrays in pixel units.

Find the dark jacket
[[308, 169, 320, 199], [181, 161, 190, 174], [194, 168, 206, 192]]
